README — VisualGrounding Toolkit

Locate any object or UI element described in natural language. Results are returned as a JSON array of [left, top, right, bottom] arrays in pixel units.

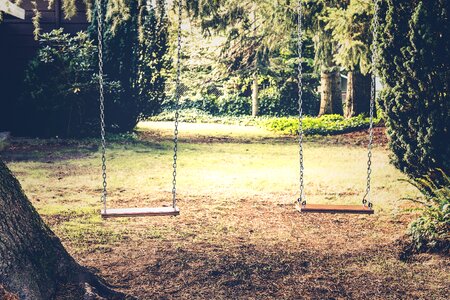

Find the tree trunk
[[344, 70, 371, 118], [0, 160, 129, 300], [319, 70, 342, 116], [251, 73, 259, 117]]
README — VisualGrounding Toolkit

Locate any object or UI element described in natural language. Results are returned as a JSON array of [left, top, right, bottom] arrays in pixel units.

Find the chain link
[[297, 0, 306, 206], [363, 0, 379, 209], [172, 0, 183, 208], [96, 0, 107, 212]]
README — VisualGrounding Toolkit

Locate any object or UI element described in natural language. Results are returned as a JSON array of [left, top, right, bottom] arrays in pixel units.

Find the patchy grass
[[2, 121, 448, 299]]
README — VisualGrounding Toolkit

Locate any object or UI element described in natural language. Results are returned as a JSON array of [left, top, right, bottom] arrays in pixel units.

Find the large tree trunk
[[344, 70, 371, 118], [319, 70, 342, 116], [251, 73, 259, 117], [0, 160, 129, 300]]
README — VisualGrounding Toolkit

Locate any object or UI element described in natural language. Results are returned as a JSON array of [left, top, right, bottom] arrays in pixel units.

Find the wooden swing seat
[[101, 206, 180, 218], [296, 204, 374, 214]]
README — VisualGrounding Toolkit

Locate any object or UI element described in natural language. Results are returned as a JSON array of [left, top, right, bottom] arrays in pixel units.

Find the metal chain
[[363, 0, 379, 209], [96, 0, 107, 212], [297, 0, 306, 206], [172, 0, 183, 208]]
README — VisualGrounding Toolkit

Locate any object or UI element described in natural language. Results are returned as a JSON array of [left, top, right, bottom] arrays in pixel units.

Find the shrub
[[176, 94, 220, 115], [262, 114, 376, 135], [217, 95, 251, 116], [378, 0, 450, 179], [258, 88, 282, 116], [19, 2, 169, 137], [278, 80, 320, 116], [407, 170, 450, 253], [21, 30, 102, 137], [257, 82, 320, 117]]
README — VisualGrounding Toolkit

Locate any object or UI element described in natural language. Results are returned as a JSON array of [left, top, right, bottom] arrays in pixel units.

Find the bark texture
[[251, 73, 259, 117], [344, 70, 371, 118], [319, 70, 342, 115], [0, 160, 129, 300]]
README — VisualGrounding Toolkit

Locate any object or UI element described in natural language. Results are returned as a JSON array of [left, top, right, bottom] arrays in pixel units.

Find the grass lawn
[[2, 122, 449, 299]]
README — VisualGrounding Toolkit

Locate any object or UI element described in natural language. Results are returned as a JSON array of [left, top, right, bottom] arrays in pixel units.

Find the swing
[[295, 0, 376, 215], [96, 0, 183, 218]]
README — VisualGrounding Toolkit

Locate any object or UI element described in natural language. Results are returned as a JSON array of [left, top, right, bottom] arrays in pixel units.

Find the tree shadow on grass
[[0, 137, 170, 163], [97, 241, 440, 300]]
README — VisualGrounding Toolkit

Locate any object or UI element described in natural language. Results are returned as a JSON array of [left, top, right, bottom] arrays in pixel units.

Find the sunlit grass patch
[[262, 114, 381, 135], [53, 209, 126, 251]]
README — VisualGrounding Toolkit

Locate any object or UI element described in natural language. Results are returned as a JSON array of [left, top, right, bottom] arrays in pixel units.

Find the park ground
[[1, 122, 449, 299]]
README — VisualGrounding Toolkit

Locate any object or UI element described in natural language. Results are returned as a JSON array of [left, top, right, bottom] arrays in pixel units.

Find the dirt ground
[[2, 126, 449, 299], [79, 205, 449, 299]]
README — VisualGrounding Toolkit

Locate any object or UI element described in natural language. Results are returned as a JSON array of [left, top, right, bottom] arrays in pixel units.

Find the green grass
[[149, 108, 260, 126], [5, 121, 419, 250], [149, 110, 380, 136]]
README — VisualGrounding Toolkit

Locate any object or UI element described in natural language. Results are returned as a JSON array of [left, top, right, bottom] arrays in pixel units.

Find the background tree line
[[8, 0, 381, 139], [186, 0, 375, 118]]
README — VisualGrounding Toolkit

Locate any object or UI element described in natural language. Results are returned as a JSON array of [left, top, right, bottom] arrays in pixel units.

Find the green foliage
[[187, 0, 320, 116], [262, 114, 376, 135], [153, 110, 378, 136], [260, 37, 320, 116], [258, 79, 319, 117], [303, 0, 350, 72], [189, 0, 296, 75], [378, 0, 450, 179], [167, 94, 220, 115], [217, 95, 251, 116], [170, 29, 319, 117], [138, 1, 169, 116], [258, 88, 282, 116], [324, 0, 373, 74], [407, 171, 450, 253], [20, 1, 169, 137], [21, 30, 103, 137], [150, 108, 258, 126], [165, 93, 251, 117], [98, 0, 169, 132]]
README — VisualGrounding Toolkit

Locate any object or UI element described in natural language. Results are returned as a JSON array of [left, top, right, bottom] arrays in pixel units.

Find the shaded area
[[0, 137, 168, 163]]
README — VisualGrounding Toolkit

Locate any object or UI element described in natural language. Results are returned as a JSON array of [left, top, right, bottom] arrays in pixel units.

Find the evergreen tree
[[188, 0, 297, 117], [92, 0, 169, 132], [378, 0, 450, 179], [303, 0, 349, 116], [137, 0, 169, 121], [325, 0, 373, 118]]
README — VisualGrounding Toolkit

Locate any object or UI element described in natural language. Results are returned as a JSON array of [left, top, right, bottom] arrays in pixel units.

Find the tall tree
[[100, 0, 169, 131], [188, 0, 296, 117], [325, 0, 373, 118], [0, 160, 127, 299], [304, 0, 349, 116], [137, 0, 169, 119], [378, 0, 450, 179]]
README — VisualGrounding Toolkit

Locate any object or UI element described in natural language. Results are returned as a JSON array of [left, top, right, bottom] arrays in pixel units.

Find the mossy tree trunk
[[0, 160, 128, 300]]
